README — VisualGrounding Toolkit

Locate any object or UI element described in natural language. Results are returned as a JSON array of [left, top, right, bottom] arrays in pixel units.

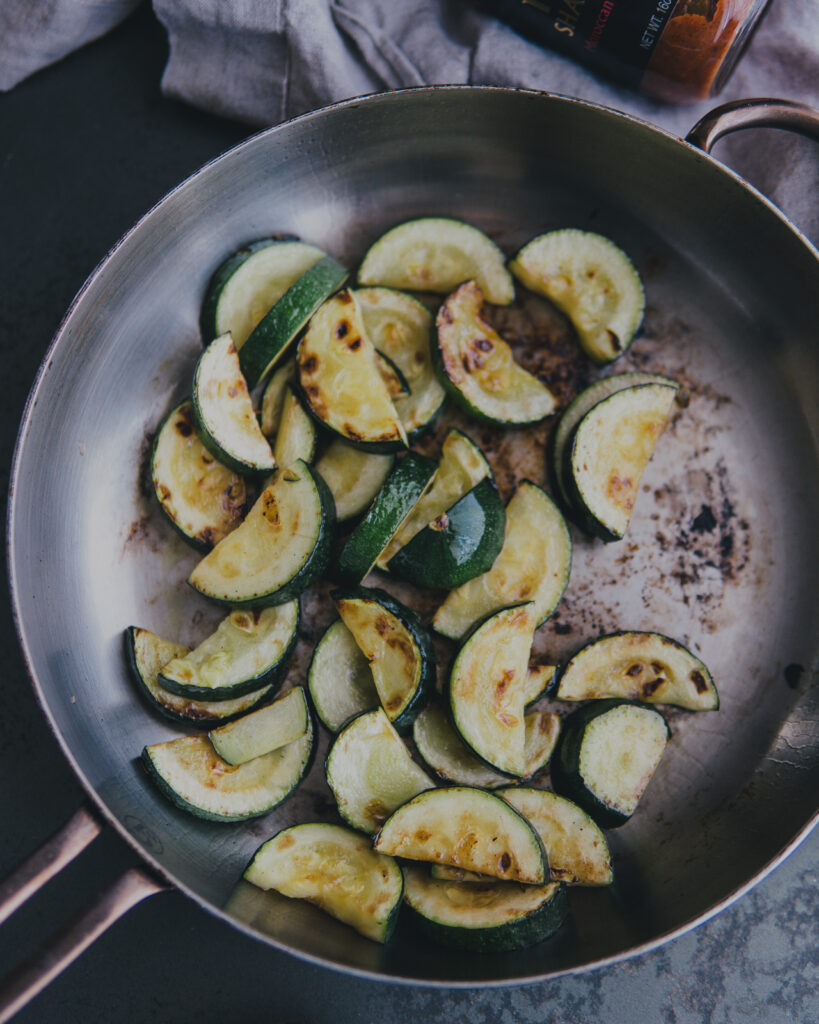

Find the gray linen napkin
[[0, 0, 141, 91], [1, 0, 817, 239]]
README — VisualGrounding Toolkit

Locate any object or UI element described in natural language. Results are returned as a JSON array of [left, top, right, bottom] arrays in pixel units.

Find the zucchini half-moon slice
[[523, 663, 556, 707], [499, 788, 613, 887], [358, 218, 515, 305], [325, 708, 434, 833], [158, 601, 299, 701], [335, 451, 437, 584], [413, 704, 505, 789], [376, 428, 492, 568], [412, 704, 560, 788], [244, 823, 404, 943], [510, 229, 645, 365], [188, 460, 335, 608], [551, 699, 670, 828], [199, 238, 323, 347], [208, 686, 309, 766], [555, 631, 717, 710], [548, 371, 678, 519], [373, 786, 547, 884], [568, 381, 678, 541], [296, 290, 407, 452], [307, 620, 379, 733], [151, 401, 247, 551], [239, 255, 350, 388], [375, 349, 411, 399], [259, 360, 296, 438], [331, 586, 434, 734], [433, 281, 556, 424], [448, 604, 537, 778], [125, 627, 273, 726], [356, 287, 446, 439], [385, 477, 506, 590], [191, 333, 276, 475], [433, 480, 571, 640], [313, 440, 395, 525], [273, 386, 317, 468], [403, 867, 567, 953], [141, 715, 314, 822]]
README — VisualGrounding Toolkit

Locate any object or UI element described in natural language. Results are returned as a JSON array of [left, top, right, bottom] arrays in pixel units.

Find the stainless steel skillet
[[3, 87, 819, 1017]]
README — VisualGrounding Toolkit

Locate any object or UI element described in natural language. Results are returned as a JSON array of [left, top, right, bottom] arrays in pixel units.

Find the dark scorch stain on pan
[[784, 663, 805, 690], [124, 515, 152, 548]]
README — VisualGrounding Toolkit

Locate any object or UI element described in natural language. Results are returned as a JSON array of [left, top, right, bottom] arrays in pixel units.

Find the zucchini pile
[[128, 217, 717, 953]]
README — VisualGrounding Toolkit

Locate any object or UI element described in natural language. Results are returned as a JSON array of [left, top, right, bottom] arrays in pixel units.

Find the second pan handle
[[686, 97, 819, 152], [0, 805, 167, 1023]]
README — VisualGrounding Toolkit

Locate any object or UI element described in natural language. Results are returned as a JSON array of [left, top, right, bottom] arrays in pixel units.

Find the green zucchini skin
[[510, 229, 644, 365], [446, 603, 537, 778], [376, 428, 492, 569], [151, 401, 247, 552], [412, 703, 511, 788], [560, 437, 615, 540], [239, 256, 350, 388], [330, 586, 434, 734], [386, 477, 506, 590], [295, 289, 408, 454], [523, 663, 556, 707], [432, 280, 556, 426], [554, 630, 718, 711], [141, 713, 315, 823], [313, 441, 395, 527], [191, 334, 277, 476], [499, 788, 613, 887], [273, 386, 317, 467], [189, 461, 336, 609], [355, 286, 446, 441], [432, 480, 571, 641], [565, 382, 678, 542], [374, 786, 547, 883], [358, 217, 515, 305], [547, 372, 678, 523], [403, 867, 568, 953], [412, 703, 559, 788], [307, 619, 379, 732], [158, 604, 300, 701], [209, 686, 309, 765], [268, 464, 336, 604], [244, 822, 404, 943], [375, 349, 411, 398], [199, 236, 299, 344], [335, 452, 437, 584], [124, 627, 273, 727], [325, 707, 433, 833], [550, 699, 670, 829]]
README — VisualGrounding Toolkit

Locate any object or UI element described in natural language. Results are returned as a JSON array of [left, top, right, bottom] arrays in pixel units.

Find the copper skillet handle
[[686, 97, 819, 151], [0, 805, 167, 1023]]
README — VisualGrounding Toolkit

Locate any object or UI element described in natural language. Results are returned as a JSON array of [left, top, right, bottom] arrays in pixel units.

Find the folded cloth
[[1, 0, 817, 239], [159, 0, 819, 244], [0, 0, 140, 91]]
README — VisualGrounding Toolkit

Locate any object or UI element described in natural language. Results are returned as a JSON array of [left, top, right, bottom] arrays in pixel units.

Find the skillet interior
[[9, 88, 819, 984]]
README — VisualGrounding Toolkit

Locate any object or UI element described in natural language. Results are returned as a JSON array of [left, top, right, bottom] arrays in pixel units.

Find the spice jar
[[479, 0, 771, 103]]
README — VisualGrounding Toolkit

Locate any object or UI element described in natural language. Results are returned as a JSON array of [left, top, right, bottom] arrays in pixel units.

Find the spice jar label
[[482, 0, 769, 102]]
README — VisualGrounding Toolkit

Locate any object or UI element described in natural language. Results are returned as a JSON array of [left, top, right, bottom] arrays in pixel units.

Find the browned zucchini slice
[[296, 290, 407, 452], [448, 604, 537, 777]]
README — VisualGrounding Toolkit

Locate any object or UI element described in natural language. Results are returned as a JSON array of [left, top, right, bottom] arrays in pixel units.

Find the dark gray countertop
[[1, 7, 817, 1022]]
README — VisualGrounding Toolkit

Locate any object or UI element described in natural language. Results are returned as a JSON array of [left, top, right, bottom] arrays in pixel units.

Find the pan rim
[[7, 83, 819, 986]]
